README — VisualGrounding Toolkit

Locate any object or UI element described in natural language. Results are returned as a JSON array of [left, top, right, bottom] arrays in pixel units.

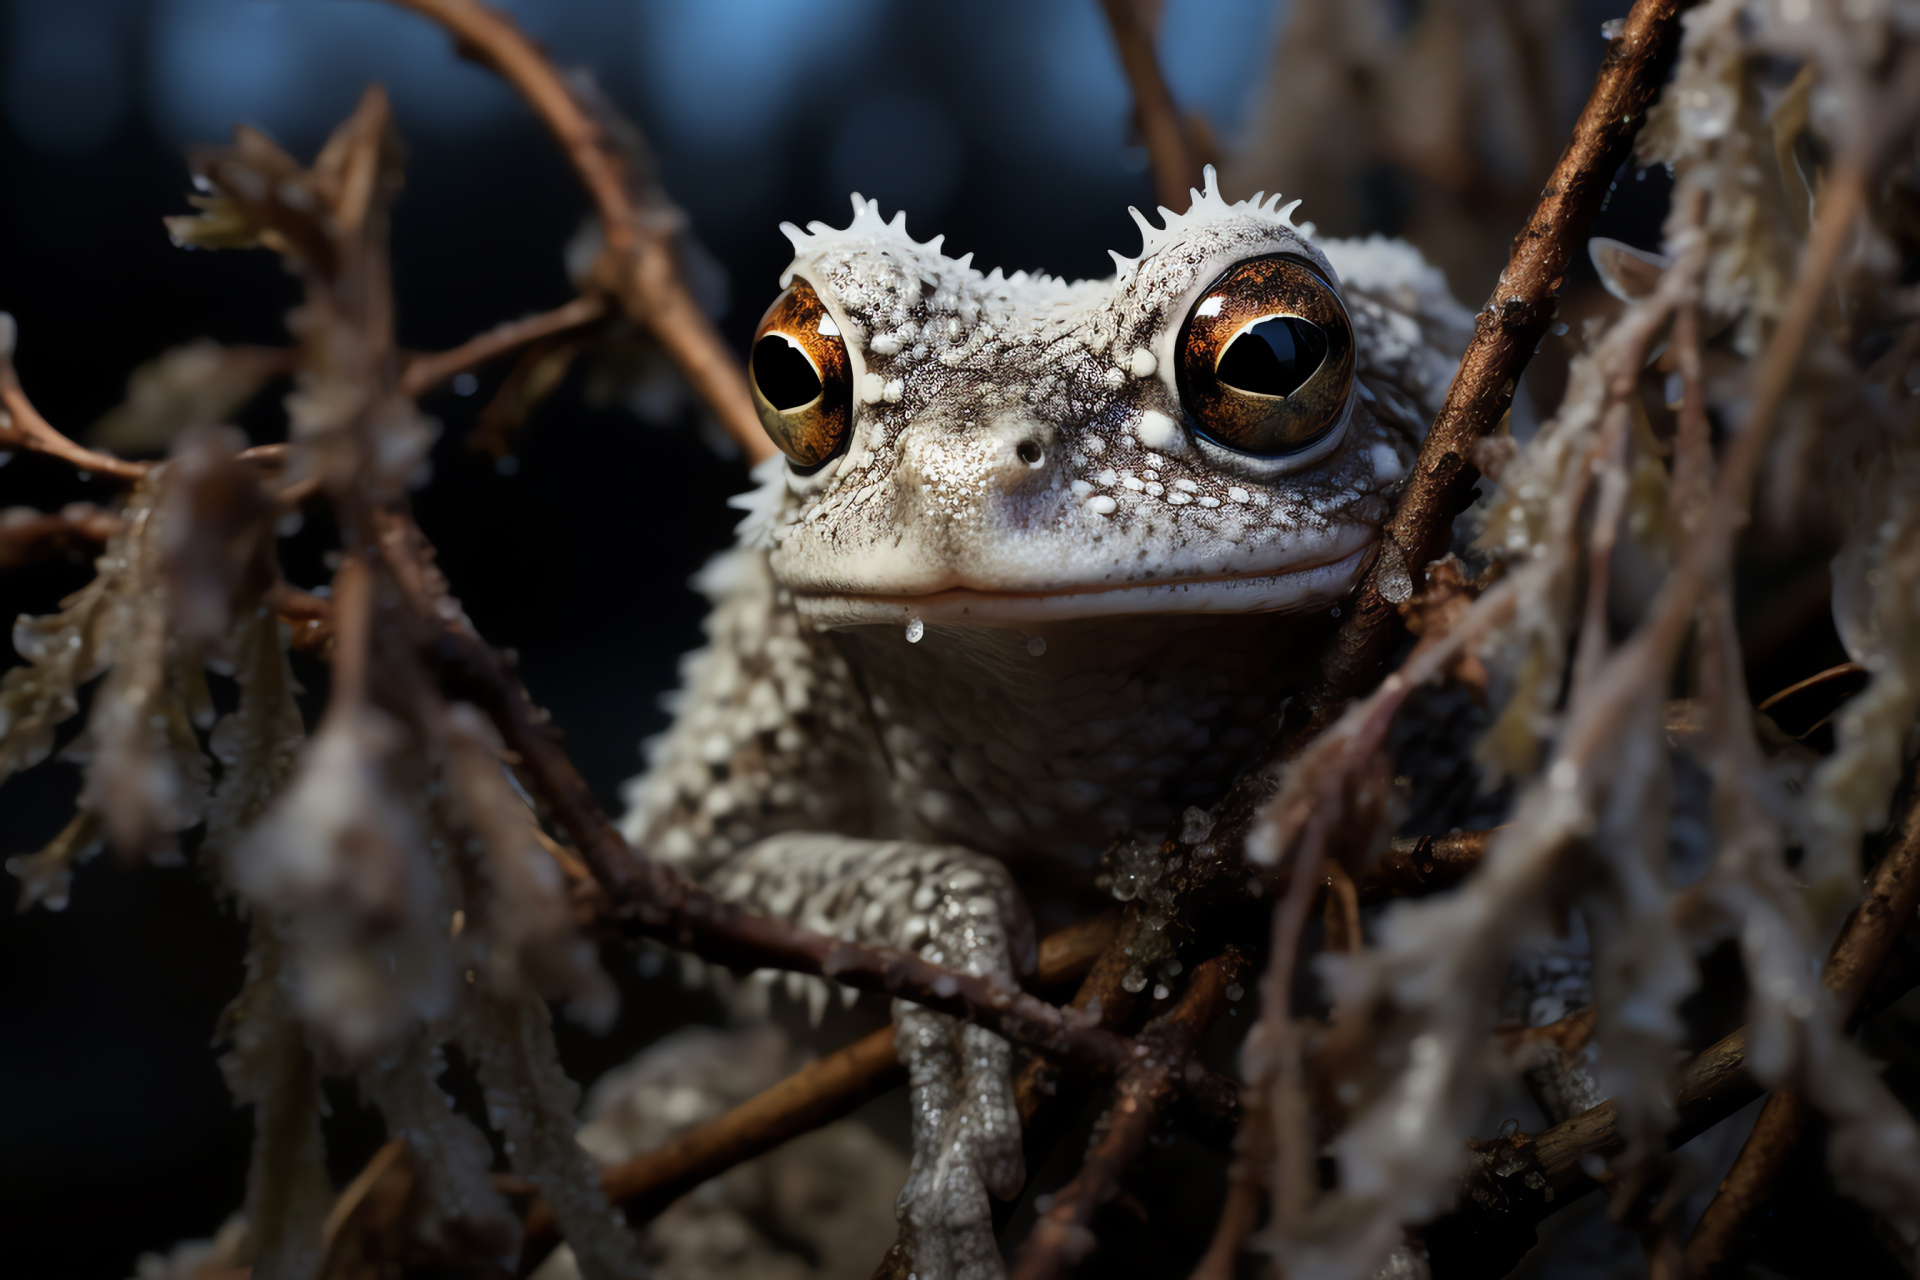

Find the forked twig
[[1302, 0, 1695, 726]]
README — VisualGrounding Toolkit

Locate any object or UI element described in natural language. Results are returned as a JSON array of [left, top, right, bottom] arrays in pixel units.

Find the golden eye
[[750, 281, 854, 469], [1175, 255, 1355, 456]]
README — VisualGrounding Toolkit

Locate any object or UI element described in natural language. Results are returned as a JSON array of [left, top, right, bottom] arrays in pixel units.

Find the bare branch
[[513, 909, 1121, 1271]]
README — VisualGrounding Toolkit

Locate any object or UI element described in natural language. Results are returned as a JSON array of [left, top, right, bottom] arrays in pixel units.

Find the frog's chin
[[788, 541, 1373, 630]]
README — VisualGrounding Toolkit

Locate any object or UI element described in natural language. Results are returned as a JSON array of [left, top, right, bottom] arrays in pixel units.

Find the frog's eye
[[1175, 255, 1355, 456], [750, 281, 854, 469]]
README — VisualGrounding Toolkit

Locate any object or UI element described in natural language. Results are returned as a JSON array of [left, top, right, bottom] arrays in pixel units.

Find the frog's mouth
[[788, 539, 1372, 629]]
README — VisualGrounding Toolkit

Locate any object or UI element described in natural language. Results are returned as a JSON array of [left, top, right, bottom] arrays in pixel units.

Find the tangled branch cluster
[[11, 1, 1920, 1278]]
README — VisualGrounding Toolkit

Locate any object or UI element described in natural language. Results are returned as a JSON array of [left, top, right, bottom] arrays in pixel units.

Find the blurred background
[[0, 2, 1650, 1276]]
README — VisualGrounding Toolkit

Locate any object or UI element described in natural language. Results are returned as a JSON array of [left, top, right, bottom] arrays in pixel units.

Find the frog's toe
[[895, 1005, 1023, 1278]]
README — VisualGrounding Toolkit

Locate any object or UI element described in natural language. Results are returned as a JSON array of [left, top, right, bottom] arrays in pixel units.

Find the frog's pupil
[[753, 334, 823, 410], [1216, 316, 1328, 398]]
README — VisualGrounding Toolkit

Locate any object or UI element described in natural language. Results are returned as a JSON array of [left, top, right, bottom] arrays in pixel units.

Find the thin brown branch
[[1265, 847, 1338, 1235], [398, 294, 608, 399], [0, 504, 120, 569], [1009, 949, 1250, 1280], [387, 0, 774, 463], [1300, 0, 1695, 729], [0, 317, 151, 481], [1756, 660, 1867, 714], [1098, 0, 1202, 211], [1683, 771, 1920, 1278]]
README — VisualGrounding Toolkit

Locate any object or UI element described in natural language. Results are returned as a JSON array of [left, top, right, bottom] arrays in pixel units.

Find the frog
[[619, 168, 1472, 1279]]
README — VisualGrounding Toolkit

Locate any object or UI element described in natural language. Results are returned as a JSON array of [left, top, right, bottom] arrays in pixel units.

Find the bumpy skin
[[621, 173, 1471, 1278]]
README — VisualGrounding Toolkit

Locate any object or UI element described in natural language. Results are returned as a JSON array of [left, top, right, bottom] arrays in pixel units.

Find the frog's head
[[736, 168, 1464, 631]]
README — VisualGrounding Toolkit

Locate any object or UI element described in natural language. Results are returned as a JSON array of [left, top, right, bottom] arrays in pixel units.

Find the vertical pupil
[[753, 334, 823, 410], [1216, 315, 1329, 397]]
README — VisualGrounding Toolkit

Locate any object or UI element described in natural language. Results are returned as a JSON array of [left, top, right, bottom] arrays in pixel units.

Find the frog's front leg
[[708, 832, 1036, 1280]]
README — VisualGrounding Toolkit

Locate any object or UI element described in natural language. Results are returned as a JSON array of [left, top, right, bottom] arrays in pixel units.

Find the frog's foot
[[894, 1003, 1021, 1279], [708, 834, 1033, 1280]]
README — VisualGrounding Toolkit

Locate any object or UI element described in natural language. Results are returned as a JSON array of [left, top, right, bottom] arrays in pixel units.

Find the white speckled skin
[[620, 174, 1470, 1278]]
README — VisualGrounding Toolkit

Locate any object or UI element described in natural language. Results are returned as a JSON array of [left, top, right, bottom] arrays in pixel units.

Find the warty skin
[[620, 170, 1471, 1279]]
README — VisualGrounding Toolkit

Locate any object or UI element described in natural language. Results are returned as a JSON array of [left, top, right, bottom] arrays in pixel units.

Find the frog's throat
[[788, 540, 1372, 628]]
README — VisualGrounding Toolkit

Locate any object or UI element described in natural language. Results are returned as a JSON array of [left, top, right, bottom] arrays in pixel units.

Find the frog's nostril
[[1015, 439, 1044, 467]]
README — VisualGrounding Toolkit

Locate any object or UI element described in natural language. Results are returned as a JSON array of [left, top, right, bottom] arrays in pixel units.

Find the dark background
[[0, 3, 1642, 1277]]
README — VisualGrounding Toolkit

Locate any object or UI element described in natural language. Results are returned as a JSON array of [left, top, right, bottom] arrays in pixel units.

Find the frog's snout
[[895, 414, 1061, 507]]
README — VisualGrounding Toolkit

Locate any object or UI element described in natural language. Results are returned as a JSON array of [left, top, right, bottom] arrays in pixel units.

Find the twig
[[1683, 771, 1920, 1277], [398, 294, 608, 399], [387, 0, 773, 463], [0, 316, 150, 481], [0, 504, 121, 569], [1756, 661, 1867, 714], [265, 582, 335, 655], [1098, 0, 1202, 210], [1009, 949, 1250, 1280]]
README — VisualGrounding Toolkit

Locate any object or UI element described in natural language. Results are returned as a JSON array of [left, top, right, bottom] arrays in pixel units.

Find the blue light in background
[[146, 0, 532, 151], [1160, 0, 1287, 141], [961, 0, 1287, 177], [5, 0, 134, 155], [8, 0, 1289, 244], [634, 0, 881, 149]]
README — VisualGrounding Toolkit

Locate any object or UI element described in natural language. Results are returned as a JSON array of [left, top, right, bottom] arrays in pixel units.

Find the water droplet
[[905, 618, 925, 643], [1153, 984, 1170, 999], [1121, 970, 1148, 993], [1225, 983, 1244, 1001], [1026, 635, 1047, 657]]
